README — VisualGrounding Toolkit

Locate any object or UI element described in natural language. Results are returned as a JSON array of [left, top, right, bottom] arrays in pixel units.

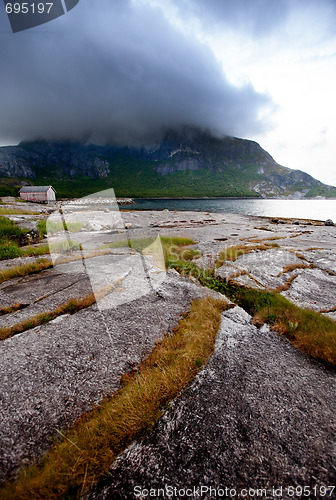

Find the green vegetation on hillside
[[0, 178, 20, 197], [304, 185, 336, 198], [31, 157, 264, 198], [1, 131, 336, 198], [6, 159, 335, 200]]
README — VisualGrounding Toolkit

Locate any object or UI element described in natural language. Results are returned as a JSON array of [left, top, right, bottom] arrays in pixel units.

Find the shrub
[[0, 242, 21, 260], [0, 216, 25, 243]]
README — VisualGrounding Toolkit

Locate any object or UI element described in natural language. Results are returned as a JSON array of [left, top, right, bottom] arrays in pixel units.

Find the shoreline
[[121, 196, 336, 201], [0, 206, 335, 490], [0, 197, 332, 224]]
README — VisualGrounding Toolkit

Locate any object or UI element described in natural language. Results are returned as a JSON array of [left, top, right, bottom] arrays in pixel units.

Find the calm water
[[121, 198, 336, 222]]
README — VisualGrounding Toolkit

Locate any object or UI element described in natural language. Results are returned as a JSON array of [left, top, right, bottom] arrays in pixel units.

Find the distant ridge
[[0, 127, 335, 199]]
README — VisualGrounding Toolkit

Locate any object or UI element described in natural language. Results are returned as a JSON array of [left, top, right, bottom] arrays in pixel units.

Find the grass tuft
[[278, 262, 310, 276], [164, 258, 336, 366], [20, 245, 50, 258], [0, 208, 40, 215], [0, 243, 50, 261], [0, 259, 53, 284], [0, 216, 25, 243], [186, 269, 336, 366], [0, 286, 120, 341], [248, 290, 336, 365], [0, 281, 134, 342], [37, 220, 84, 239], [273, 274, 298, 292], [0, 303, 27, 317], [1, 297, 227, 498], [0, 242, 21, 260], [105, 236, 199, 269], [36, 220, 84, 239], [216, 242, 280, 267]]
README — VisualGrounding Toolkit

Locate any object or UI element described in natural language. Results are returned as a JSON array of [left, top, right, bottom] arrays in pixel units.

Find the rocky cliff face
[[0, 142, 112, 180], [148, 129, 329, 197], [250, 170, 323, 198], [0, 146, 36, 179], [0, 128, 334, 198]]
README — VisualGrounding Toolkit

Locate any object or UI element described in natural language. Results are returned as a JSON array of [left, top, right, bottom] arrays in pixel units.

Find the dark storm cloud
[[0, 0, 273, 145]]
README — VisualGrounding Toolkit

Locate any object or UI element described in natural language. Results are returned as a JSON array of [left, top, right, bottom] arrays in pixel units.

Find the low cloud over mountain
[[0, 0, 272, 146]]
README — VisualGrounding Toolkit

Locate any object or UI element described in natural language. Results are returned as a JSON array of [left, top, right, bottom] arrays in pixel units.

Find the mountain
[[0, 128, 335, 199]]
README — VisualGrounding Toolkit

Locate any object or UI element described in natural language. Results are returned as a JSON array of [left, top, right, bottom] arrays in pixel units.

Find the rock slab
[[89, 307, 336, 499]]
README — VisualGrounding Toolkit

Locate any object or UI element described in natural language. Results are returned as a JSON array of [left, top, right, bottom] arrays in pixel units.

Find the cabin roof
[[19, 185, 56, 193]]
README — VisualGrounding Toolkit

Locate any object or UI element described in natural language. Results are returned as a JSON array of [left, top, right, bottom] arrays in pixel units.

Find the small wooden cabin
[[19, 186, 56, 203]]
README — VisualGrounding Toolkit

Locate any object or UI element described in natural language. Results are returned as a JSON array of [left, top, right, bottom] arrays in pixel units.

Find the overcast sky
[[0, 0, 335, 185]]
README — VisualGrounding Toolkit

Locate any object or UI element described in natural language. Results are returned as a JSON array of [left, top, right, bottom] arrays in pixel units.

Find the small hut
[[19, 186, 56, 203]]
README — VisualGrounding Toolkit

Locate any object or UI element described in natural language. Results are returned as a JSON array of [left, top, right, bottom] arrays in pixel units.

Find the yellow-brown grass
[[0, 303, 26, 317], [245, 236, 284, 243], [0, 294, 96, 341], [216, 242, 279, 267], [0, 283, 121, 341], [325, 269, 336, 277], [20, 244, 50, 258], [229, 286, 336, 365], [253, 226, 273, 232], [294, 252, 306, 260], [53, 249, 111, 265], [0, 259, 53, 284], [283, 262, 309, 273], [185, 274, 336, 366], [273, 274, 299, 292], [252, 303, 336, 365], [1, 297, 227, 499], [0, 208, 40, 215], [285, 249, 311, 262], [0, 250, 115, 285], [226, 270, 248, 280], [277, 262, 310, 277], [289, 233, 302, 238]]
